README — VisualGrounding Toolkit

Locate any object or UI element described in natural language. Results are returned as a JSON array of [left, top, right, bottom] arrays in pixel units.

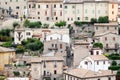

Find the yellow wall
[[0, 52, 15, 70]]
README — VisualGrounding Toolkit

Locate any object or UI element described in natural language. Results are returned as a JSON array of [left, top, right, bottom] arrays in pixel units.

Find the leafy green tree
[[16, 45, 25, 54], [74, 21, 82, 26], [111, 60, 117, 66], [13, 71, 20, 77], [98, 16, 109, 23], [13, 22, 19, 29], [23, 19, 30, 27], [91, 18, 97, 24], [93, 42, 103, 49], [21, 38, 44, 52], [43, 23, 49, 28], [117, 69, 120, 76], [55, 21, 66, 28], [2, 41, 12, 47]]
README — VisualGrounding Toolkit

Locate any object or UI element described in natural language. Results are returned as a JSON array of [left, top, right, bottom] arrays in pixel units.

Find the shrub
[[111, 60, 117, 66]]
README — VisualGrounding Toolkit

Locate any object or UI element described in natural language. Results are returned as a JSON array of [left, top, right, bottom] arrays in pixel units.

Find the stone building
[[31, 56, 64, 80], [0, 0, 27, 18]]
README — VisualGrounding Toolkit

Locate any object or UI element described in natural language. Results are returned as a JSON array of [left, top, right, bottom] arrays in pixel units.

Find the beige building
[[27, 0, 63, 22], [63, 0, 118, 24], [63, 68, 116, 80], [31, 56, 64, 80], [43, 40, 69, 54], [0, 46, 15, 70], [94, 32, 120, 53], [0, 0, 27, 18], [94, 22, 118, 35]]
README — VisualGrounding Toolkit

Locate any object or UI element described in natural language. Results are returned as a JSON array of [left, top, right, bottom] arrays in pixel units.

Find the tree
[[16, 45, 25, 54], [93, 42, 103, 49], [23, 19, 30, 27], [42, 23, 49, 28], [13, 22, 19, 29], [55, 21, 66, 28], [98, 16, 109, 23], [22, 38, 44, 52], [91, 18, 97, 24], [67, 24, 73, 35], [111, 60, 117, 66], [74, 21, 82, 26], [13, 71, 20, 77], [2, 41, 12, 47]]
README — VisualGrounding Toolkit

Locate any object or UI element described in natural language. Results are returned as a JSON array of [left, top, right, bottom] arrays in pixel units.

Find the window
[[60, 4, 62, 8], [103, 61, 105, 64], [52, 44, 54, 47], [10, 0, 12, 2], [46, 17, 49, 21], [96, 27, 98, 30], [105, 37, 107, 41], [56, 17, 58, 20], [60, 44, 62, 49], [68, 18, 69, 21], [98, 79, 100, 80], [85, 9, 87, 14], [112, 4, 114, 9], [107, 26, 109, 30], [108, 77, 111, 80], [112, 11, 114, 15], [115, 27, 117, 30], [16, 6, 19, 9], [44, 70, 46, 76], [54, 4, 56, 8], [54, 78, 56, 80], [45, 11, 47, 15], [77, 17, 80, 20], [16, 0, 18, 2], [72, 5, 75, 8], [106, 44, 108, 48], [97, 61, 99, 65], [38, 12, 40, 14], [5, 2, 7, 4], [85, 61, 88, 65], [55, 44, 57, 48], [64, 6, 67, 9], [38, 17, 40, 19], [29, 4, 31, 8], [24, 6, 26, 9], [60, 11, 62, 16], [85, 17, 88, 20], [46, 5, 48, 8], [38, 5, 40, 8], [26, 32, 30, 35], [54, 61, 57, 68], [54, 70, 57, 74], [98, 10, 100, 14], [96, 51, 99, 55], [43, 61, 46, 68], [113, 37, 115, 41], [50, 37, 52, 40], [54, 12, 56, 16], [71, 18, 73, 21]]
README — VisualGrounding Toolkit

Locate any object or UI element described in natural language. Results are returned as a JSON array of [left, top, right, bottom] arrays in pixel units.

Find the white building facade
[[78, 48, 110, 72], [14, 28, 70, 44]]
